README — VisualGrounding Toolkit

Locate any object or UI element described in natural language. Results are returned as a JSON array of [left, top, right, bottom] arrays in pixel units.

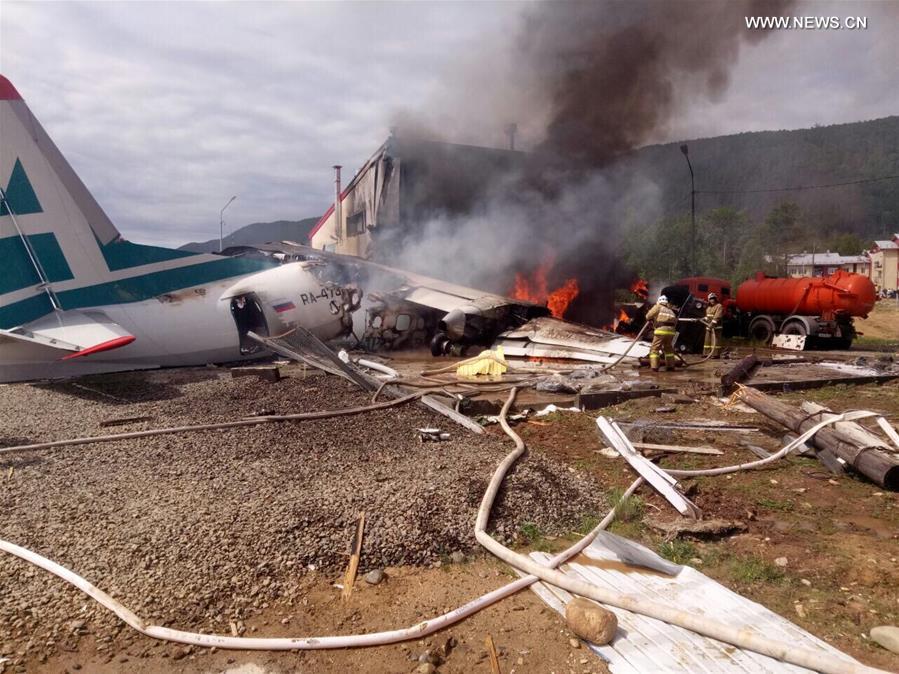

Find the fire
[[618, 308, 629, 323], [630, 278, 649, 300], [512, 260, 580, 319]]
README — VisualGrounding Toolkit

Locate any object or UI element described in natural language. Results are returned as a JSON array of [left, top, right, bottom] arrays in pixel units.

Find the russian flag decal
[[272, 300, 296, 313]]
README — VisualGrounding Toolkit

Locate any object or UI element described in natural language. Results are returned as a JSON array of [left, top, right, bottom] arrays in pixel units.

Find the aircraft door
[[230, 293, 269, 354]]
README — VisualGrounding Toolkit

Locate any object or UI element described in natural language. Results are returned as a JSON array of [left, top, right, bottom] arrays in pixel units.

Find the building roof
[[786, 252, 869, 265], [873, 240, 899, 250]]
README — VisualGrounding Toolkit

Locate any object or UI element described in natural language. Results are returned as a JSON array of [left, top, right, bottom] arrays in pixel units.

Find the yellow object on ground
[[457, 347, 508, 377]]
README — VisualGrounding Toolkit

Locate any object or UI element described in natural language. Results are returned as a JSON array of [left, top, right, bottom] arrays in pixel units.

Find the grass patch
[[658, 539, 697, 565], [518, 521, 553, 552], [729, 555, 784, 584], [756, 497, 795, 512], [609, 486, 645, 522], [574, 514, 602, 535]]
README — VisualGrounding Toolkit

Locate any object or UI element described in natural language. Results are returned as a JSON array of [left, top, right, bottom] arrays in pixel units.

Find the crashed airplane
[[0, 75, 647, 383]]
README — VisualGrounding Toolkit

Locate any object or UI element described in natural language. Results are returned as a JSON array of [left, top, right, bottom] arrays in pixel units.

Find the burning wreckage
[[221, 240, 651, 366]]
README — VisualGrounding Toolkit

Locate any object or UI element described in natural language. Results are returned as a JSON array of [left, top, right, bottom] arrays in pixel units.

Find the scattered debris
[[596, 417, 700, 518], [341, 511, 366, 600], [230, 365, 281, 383], [484, 634, 502, 674], [417, 428, 451, 442], [98, 415, 155, 427], [633, 443, 722, 456], [535, 404, 581, 417]]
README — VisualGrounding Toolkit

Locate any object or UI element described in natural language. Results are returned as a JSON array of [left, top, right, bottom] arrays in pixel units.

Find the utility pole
[[220, 196, 237, 252], [680, 144, 696, 275]]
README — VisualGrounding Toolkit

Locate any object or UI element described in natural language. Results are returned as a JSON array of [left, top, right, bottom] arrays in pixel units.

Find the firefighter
[[703, 292, 724, 358], [645, 294, 678, 371]]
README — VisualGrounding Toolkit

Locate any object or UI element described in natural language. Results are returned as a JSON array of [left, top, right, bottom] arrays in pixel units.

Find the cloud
[[1, 1, 896, 247]]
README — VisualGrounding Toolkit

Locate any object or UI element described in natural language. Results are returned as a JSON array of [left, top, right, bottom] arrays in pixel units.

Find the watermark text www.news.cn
[[746, 16, 868, 30]]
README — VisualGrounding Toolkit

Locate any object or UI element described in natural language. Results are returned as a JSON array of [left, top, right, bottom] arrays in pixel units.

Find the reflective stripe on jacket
[[646, 302, 677, 327]]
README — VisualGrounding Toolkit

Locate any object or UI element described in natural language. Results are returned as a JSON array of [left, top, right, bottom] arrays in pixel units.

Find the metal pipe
[[219, 195, 237, 252], [0, 186, 61, 311], [333, 165, 342, 242]]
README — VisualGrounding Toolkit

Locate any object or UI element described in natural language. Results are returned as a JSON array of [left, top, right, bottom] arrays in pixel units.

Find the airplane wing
[[0, 309, 135, 360]]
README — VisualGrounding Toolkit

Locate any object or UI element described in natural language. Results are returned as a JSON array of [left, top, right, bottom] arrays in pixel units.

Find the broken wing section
[[495, 316, 650, 364], [0, 309, 135, 360]]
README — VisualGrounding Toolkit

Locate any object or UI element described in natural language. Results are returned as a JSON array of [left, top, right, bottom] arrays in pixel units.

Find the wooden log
[[749, 373, 899, 393], [738, 387, 899, 489], [800, 402, 890, 450], [720, 354, 760, 394]]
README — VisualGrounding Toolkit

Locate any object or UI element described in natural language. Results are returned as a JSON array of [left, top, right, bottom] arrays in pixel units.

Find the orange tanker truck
[[672, 270, 876, 350]]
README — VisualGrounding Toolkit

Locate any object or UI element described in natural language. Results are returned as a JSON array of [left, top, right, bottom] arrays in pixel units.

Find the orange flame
[[512, 260, 580, 319], [630, 278, 649, 299]]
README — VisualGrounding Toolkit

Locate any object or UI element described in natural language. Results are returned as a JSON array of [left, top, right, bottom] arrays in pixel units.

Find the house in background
[[868, 235, 899, 292], [784, 251, 870, 278], [308, 132, 523, 259]]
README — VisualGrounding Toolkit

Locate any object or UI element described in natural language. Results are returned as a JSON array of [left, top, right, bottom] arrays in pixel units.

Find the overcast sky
[[1, 1, 896, 248]]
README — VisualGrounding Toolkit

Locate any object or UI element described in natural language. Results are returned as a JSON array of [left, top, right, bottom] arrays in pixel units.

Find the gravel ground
[[0, 365, 602, 668]]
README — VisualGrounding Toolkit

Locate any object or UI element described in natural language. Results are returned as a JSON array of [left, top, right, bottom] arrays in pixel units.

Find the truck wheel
[[782, 320, 808, 337], [748, 316, 775, 344]]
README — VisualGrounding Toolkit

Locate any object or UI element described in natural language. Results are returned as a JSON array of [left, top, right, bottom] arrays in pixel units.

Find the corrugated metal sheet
[[527, 531, 860, 673]]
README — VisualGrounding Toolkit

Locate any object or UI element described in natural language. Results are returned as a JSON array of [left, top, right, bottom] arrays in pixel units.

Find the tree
[[825, 232, 866, 255]]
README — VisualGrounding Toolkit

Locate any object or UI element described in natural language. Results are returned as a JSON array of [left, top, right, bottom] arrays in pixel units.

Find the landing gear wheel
[[430, 332, 451, 357]]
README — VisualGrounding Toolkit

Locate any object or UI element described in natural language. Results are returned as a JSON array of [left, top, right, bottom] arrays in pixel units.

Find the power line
[[695, 174, 899, 195]]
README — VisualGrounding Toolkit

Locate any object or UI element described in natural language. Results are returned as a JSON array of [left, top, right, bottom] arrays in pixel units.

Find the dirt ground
[[3, 346, 899, 673], [25, 561, 603, 674], [855, 299, 899, 347]]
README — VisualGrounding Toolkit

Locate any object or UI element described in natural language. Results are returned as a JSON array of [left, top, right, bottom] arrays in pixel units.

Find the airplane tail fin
[[0, 74, 210, 330]]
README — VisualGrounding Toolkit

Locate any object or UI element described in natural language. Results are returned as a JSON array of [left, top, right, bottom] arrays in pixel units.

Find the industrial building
[[308, 132, 523, 258]]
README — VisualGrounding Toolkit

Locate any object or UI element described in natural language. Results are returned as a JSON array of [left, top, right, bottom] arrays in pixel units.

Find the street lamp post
[[680, 144, 695, 275], [219, 196, 237, 252]]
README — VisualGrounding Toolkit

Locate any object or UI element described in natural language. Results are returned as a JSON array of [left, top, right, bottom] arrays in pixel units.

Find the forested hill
[[179, 218, 318, 253], [623, 115, 899, 240], [617, 116, 899, 283]]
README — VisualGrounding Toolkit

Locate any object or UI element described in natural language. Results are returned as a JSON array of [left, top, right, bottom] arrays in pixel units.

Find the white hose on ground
[[0, 393, 424, 456], [0, 478, 641, 650], [664, 409, 882, 478], [476, 387, 890, 674]]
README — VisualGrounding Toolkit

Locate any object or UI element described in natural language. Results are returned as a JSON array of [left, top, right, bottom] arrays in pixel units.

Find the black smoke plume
[[385, 0, 795, 326]]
